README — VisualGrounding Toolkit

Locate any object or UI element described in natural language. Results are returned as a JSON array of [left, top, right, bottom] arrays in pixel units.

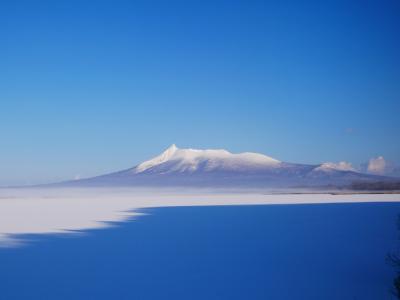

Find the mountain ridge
[[57, 145, 391, 189]]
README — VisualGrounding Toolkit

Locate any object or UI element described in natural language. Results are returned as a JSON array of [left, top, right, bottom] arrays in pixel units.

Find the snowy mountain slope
[[59, 144, 389, 188], [133, 144, 281, 174]]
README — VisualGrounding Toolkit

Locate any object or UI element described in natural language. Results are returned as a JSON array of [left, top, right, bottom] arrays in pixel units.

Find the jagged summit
[[135, 144, 179, 173], [133, 144, 281, 174]]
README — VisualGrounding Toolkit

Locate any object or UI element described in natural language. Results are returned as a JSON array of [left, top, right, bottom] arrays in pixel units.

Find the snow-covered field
[[1, 188, 399, 246]]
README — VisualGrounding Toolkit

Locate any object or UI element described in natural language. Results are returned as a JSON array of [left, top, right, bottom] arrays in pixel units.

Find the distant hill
[[56, 144, 391, 189]]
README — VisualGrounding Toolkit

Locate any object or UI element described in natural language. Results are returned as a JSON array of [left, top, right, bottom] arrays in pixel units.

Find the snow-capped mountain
[[61, 144, 388, 188], [133, 144, 281, 174]]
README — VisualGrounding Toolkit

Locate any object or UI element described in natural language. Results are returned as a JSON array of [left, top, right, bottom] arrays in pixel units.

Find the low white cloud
[[367, 156, 386, 175]]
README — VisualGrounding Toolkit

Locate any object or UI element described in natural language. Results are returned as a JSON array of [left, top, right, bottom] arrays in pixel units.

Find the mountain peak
[[167, 144, 178, 151], [163, 144, 179, 157], [134, 144, 179, 173]]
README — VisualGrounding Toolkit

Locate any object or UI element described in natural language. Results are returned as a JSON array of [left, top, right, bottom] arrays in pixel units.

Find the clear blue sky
[[1, 0, 399, 185]]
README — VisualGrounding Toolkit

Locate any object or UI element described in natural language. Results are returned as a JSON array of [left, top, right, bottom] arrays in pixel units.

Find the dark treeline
[[350, 181, 400, 191]]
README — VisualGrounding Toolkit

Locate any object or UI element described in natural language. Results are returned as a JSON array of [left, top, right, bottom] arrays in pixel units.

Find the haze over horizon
[[2, 0, 399, 185]]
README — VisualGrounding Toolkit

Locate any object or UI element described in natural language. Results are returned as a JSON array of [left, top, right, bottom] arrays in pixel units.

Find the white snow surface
[[0, 187, 399, 247], [314, 161, 356, 172], [134, 144, 281, 173]]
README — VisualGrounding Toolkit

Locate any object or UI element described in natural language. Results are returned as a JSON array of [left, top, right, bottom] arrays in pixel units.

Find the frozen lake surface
[[0, 189, 400, 299]]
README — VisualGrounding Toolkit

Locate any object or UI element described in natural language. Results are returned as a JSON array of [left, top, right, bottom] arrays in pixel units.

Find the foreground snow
[[1, 188, 399, 247]]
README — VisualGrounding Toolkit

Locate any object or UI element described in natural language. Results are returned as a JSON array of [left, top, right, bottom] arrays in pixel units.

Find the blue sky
[[1, 0, 399, 185]]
